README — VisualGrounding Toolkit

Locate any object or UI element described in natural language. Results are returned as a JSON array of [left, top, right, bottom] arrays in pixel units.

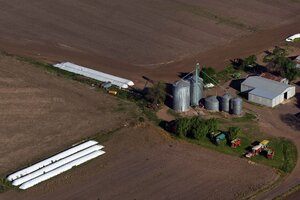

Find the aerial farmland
[[0, 0, 299, 200]]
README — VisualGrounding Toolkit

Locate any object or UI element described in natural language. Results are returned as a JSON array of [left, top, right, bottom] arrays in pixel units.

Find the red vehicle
[[231, 138, 241, 148]]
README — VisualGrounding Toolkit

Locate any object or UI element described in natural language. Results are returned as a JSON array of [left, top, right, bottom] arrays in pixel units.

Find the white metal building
[[241, 76, 295, 107]]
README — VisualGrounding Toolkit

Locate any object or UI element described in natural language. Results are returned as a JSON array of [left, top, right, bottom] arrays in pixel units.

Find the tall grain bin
[[231, 97, 242, 115], [220, 93, 231, 112], [189, 76, 203, 106], [173, 79, 190, 112], [205, 96, 219, 111]]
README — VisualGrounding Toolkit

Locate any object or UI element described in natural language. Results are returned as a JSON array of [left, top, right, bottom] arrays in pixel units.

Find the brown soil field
[[0, 54, 139, 177], [0, 1, 299, 199], [1, 124, 278, 200], [0, 1, 299, 87]]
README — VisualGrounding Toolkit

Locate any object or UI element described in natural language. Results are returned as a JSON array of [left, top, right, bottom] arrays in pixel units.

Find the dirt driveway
[[241, 83, 300, 199]]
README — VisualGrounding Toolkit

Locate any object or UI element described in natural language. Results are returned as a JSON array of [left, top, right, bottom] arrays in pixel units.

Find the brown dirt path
[[242, 84, 300, 199]]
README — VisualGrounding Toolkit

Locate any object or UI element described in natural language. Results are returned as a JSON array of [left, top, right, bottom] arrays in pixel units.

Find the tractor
[[245, 140, 274, 159], [210, 132, 227, 145]]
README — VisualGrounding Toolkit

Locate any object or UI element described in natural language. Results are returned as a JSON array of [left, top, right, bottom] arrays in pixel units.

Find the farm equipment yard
[[0, 0, 299, 200]]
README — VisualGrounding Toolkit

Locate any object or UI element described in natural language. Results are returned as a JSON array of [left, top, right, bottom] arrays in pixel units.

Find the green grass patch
[[171, 115, 297, 173], [292, 38, 300, 42], [231, 112, 257, 122], [216, 64, 238, 82], [0, 178, 14, 193]]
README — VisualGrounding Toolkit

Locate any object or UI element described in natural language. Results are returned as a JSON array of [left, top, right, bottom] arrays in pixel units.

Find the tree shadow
[[230, 58, 243, 69], [177, 72, 192, 79], [280, 113, 300, 131], [165, 83, 174, 108]]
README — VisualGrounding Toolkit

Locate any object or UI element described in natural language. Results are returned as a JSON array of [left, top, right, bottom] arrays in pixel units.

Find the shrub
[[228, 127, 242, 141], [175, 118, 192, 138], [200, 67, 218, 84], [206, 118, 219, 133]]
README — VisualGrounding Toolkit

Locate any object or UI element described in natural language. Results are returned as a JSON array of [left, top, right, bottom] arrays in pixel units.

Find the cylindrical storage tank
[[231, 97, 243, 115], [188, 76, 203, 106], [220, 93, 231, 112], [173, 80, 190, 112], [205, 96, 219, 111]]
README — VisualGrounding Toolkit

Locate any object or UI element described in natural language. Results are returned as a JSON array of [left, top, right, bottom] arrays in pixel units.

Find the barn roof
[[242, 76, 293, 99]]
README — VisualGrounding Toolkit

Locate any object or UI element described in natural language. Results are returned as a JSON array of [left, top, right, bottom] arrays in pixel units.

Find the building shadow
[[296, 92, 300, 109], [229, 78, 245, 91]]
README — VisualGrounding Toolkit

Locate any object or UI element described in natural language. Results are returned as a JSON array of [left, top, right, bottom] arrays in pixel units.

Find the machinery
[[231, 138, 241, 148], [210, 132, 227, 145], [108, 90, 118, 95], [265, 148, 275, 159], [245, 140, 274, 159]]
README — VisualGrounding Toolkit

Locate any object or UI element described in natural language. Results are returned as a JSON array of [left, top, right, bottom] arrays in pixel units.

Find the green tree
[[240, 55, 257, 71], [263, 47, 288, 72], [145, 81, 166, 107], [206, 118, 219, 133], [228, 127, 242, 141], [200, 67, 218, 84], [280, 60, 299, 81]]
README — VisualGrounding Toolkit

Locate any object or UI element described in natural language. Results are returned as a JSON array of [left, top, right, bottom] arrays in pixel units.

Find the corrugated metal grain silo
[[205, 96, 219, 111], [220, 93, 231, 112], [173, 79, 190, 112], [231, 97, 243, 115], [188, 75, 203, 106]]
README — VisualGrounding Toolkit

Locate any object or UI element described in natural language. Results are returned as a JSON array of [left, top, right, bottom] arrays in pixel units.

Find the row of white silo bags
[[12, 145, 103, 186], [53, 62, 134, 89], [53, 63, 128, 89], [7, 140, 99, 181], [19, 150, 105, 190], [7, 140, 105, 190]]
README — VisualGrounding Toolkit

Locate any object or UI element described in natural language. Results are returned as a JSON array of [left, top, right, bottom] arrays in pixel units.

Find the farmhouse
[[241, 76, 295, 107]]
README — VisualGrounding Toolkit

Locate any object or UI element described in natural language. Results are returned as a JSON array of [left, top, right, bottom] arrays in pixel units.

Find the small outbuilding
[[241, 76, 295, 107]]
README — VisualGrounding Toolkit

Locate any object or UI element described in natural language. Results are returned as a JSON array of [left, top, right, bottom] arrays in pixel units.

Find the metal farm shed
[[241, 76, 295, 107]]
